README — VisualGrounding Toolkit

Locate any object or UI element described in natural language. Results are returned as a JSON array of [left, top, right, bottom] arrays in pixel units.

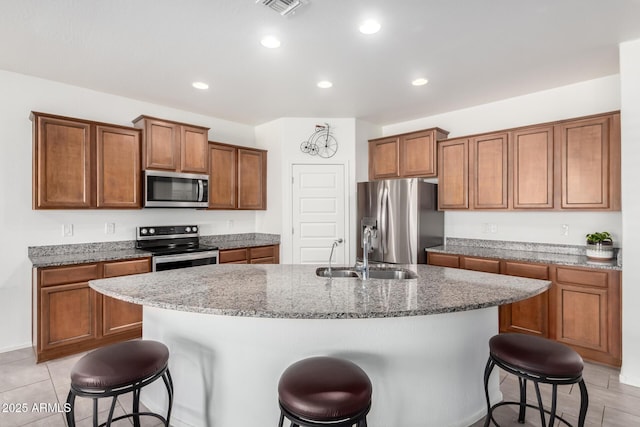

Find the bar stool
[[483, 333, 588, 427], [278, 356, 372, 427], [66, 340, 173, 427]]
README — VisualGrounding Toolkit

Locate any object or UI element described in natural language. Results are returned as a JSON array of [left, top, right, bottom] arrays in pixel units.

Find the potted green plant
[[585, 231, 614, 260]]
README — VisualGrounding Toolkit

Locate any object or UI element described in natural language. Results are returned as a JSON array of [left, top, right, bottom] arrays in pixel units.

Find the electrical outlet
[[490, 224, 497, 233], [62, 224, 73, 237], [105, 223, 115, 234], [562, 224, 569, 236], [482, 223, 490, 233], [227, 220, 234, 229]]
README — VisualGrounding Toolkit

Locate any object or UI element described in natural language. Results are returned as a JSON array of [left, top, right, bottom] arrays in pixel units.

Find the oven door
[[152, 250, 219, 272]]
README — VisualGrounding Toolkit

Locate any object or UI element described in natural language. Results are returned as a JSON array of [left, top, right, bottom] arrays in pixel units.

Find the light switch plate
[[105, 223, 115, 234]]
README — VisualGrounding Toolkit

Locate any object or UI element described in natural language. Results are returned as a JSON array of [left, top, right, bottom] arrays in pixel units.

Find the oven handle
[[153, 250, 219, 265]]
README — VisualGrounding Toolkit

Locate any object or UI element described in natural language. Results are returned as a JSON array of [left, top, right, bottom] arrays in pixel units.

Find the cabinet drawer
[[462, 257, 500, 273], [40, 264, 100, 287], [250, 257, 275, 264], [249, 246, 275, 259], [220, 248, 249, 263], [556, 266, 609, 288], [103, 258, 151, 278], [427, 253, 460, 268], [504, 262, 549, 280]]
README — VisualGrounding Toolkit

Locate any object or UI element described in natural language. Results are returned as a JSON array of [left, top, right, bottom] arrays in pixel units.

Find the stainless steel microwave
[[144, 170, 209, 208]]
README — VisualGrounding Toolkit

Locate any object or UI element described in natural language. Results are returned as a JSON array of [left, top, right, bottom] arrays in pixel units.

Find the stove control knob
[[149, 228, 155, 235], [185, 227, 191, 233], [140, 228, 147, 235], [192, 226, 198, 232]]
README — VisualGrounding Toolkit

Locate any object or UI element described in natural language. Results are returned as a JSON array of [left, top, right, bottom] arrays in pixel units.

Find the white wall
[[256, 118, 358, 264], [382, 75, 623, 246], [0, 70, 256, 352], [619, 39, 640, 387]]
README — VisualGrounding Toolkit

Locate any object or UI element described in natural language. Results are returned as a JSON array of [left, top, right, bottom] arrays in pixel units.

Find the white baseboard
[[619, 374, 640, 388], [0, 342, 32, 355]]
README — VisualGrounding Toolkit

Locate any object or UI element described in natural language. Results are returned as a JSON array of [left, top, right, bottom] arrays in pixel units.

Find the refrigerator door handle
[[408, 179, 416, 263], [381, 183, 389, 258]]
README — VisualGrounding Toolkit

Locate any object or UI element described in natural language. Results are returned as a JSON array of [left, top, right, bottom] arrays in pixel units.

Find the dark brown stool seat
[[483, 333, 588, 427], [278, 356, 372, 427], [66, 340, 173, 427]]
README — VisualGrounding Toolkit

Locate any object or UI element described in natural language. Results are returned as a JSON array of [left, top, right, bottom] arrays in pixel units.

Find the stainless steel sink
[[315, 267, 359, 278], [315, 267, 417, 280], [367, 268, 417, 280]]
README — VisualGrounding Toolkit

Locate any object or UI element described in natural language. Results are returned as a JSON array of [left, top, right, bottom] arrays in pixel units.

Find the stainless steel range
[[136, 225, 219, 271]]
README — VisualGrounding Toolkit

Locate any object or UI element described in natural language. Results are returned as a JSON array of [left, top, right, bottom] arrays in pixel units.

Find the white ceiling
[[2, 0, 640, 126]]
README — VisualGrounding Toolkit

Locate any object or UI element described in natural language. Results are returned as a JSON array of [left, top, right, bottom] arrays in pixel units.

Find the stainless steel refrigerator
[[357, 179, 444, 264]]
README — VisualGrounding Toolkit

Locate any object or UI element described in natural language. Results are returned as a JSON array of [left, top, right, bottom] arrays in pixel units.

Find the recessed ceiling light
[[412, 78, 429, 86], [261, 36, 281, 49], [359, 20, 381, 35], [317, 80, 333, 89], [192, 81, 209, 90]]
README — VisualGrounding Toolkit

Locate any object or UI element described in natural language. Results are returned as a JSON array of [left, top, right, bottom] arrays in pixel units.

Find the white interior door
[[292, 164, 346, 264]]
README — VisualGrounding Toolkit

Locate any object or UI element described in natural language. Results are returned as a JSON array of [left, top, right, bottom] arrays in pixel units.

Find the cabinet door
[[96, 126, 141, 208], [499, 262, 550, 338], [471, 133, 508, 209], [238, 148, 267, 210], [437, 139, 469, 209], [554, 266, 621, 365], [511, 126, 554, 209], [101, 259, 149, 337], [180, 125, 209, 173], [369, 137, 400, 179], [40, 283, 98, 350], [558, 115, 617, 209], [400, 130, 437, 177], [33, 114, 92, 208], [143, 119, 179, 170], [209, 143, 237, 209]]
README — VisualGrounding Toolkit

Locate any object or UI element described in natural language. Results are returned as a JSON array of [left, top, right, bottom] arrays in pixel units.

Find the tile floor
[[1, 346, 639, 427]]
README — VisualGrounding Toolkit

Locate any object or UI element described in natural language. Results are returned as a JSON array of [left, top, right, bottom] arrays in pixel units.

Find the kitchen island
[[89, 263, 550, 427]]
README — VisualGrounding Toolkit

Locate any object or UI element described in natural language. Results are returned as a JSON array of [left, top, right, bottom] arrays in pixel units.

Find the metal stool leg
[[162, 369, 174, 426], [517, 377, 527, 423], [577, 379, 589, 427], [66, 391, 76, 427], [106, 396, 118, 426], [483, 357, 496, 427], [533, 381, 547, 427], [548, 384, 559, 427], [92, 397, 99, 427]]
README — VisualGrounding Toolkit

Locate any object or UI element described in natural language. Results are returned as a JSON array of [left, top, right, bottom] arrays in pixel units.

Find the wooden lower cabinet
[[554, 266, 621, 367], [34, 258, 150, 363], [426, 252, 621, 366], [499, 261, 551, 338], [219, 245, 280, 264]]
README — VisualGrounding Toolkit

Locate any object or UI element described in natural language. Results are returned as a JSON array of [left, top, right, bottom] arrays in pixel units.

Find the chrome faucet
[[360, 226, 375, 280], [328, 238, 343, 277]]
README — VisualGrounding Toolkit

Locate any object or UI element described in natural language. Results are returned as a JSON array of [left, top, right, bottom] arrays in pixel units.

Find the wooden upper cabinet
[[238, 148, 267, 210], [96, 125, 141, 208], [369, 128, 449, 180], [471, 132, 509, 209], [208, 143, 237, 209], [369, 136, 400, 179], [511, 126, 554, 209], [437, 138, 469, 209], [32, 112, 142, 210], [133, 115, 209, 173], [558, 113, 621, 210], [180, 125, 209, 173], [32, 114, 93, 209], [208, 142, 267, 210]]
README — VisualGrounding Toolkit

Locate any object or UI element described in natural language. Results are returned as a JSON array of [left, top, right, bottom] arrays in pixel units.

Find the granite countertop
[[89, 264, 550, 319], [426, 238, 621, 271], [28, 233, 281, 268]]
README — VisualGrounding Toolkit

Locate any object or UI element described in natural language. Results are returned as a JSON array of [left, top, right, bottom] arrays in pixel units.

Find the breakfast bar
[[89, 263, 550, 427]]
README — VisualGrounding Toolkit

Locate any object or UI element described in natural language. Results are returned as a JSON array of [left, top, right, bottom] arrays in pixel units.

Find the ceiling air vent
[[256, 0, 304, 17]]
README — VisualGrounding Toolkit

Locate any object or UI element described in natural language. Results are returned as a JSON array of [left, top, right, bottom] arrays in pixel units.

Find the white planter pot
[[585, 242, 614, 260]]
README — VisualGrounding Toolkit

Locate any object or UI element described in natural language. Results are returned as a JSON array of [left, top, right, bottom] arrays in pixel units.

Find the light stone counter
[[89, 263, 549, 427], [89, 263, 549, 319]]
